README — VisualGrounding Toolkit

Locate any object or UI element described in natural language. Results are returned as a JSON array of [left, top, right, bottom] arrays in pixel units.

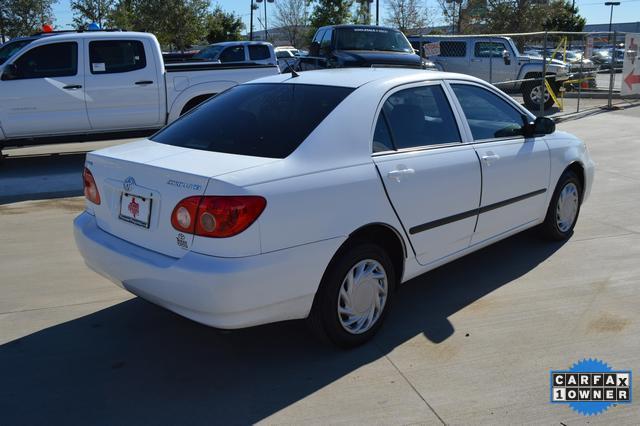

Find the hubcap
[[337, 259, 388, 335], [556, 182, 579, 232], [530, 85, 550, 103]]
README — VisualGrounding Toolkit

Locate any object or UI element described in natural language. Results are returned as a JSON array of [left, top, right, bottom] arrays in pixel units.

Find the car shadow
[[0, 153, 85, 204], [0, 230, 565, 425]]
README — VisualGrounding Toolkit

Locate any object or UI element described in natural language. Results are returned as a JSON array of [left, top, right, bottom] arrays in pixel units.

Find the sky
[[52, 0, 640, 32]]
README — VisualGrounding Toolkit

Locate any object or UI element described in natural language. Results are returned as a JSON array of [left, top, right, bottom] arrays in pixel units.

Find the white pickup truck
[[0, 31, 279, 148]]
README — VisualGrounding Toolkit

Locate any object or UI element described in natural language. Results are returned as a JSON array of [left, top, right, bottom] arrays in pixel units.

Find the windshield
[[0, 39, 34, 65], [193, 45, 224, 60], [335, 27, 413, 53], [151, 83, 354, 159]]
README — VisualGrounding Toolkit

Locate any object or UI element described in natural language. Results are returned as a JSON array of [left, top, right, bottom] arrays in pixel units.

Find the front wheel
[[539, 170, 582, 240], [522, 79, 556, 110], [308, 242, 396, 348]]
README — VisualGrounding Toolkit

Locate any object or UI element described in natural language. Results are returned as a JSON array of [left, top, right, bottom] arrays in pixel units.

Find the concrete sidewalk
[[0, 107, 639, 425]]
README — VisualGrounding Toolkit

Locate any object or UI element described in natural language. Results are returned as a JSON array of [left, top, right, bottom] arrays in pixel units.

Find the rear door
[[372, 82, 482, 266], [0, 40, 90, 137], [430, 40, 469, 73], [448, 82, 550, 244], [84, 38, 162, 130]]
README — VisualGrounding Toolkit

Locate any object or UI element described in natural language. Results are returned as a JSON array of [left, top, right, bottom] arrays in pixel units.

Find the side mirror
[[309, 42, 320, 57], [523, 116, 555, 137], [502, 50, 511, 65], [414, 48, 420, 55], [1, 63, 18, 80]]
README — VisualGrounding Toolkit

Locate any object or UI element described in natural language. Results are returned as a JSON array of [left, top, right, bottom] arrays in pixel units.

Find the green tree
[[353, 0, 371, 25], [309, 0, 352, 30], [1, 0, 55, 37], [205, 5, 244, 43], [482, 0, 546, 34], [543, 0, 586, 32], [71, 0, 116, 28], [385, 0, 432, 33]]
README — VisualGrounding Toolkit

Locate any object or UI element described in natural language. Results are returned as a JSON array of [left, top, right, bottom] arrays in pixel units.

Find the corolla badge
[[123, 176, 136, 192]]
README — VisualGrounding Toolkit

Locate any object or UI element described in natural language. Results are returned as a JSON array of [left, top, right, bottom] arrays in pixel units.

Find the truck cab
[[298, 25, 432, 71]]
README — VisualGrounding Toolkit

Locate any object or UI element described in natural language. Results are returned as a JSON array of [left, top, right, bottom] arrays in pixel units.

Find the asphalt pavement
[[0, 107, 639, 424]]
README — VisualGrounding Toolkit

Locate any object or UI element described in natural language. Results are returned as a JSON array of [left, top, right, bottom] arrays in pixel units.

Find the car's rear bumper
[[74, 211, 345, 329]]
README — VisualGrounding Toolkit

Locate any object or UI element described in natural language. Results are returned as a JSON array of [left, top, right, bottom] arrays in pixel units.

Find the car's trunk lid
[[87, 139, 275, 258]]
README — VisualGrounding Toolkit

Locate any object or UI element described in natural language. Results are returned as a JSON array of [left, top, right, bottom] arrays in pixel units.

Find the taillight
[[171, 196, 266, 238], [171, 196, 200, 234], [83, 167, 101, 205]]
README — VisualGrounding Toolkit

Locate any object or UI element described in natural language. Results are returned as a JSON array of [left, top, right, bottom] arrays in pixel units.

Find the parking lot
[[0, 104, 638, 424]]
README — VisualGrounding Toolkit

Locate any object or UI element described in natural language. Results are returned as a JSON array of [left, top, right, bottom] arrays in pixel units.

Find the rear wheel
[[308, 242, 396, 348], [540, 170, 582, 240]]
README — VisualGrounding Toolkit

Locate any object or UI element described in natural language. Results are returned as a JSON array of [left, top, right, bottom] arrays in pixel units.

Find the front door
[[449, 82, 550, 244], [0, 41, 90, 137], [471, 40, 517, 83], [84, 38, 162, 130], [372, 82, 482, 266]]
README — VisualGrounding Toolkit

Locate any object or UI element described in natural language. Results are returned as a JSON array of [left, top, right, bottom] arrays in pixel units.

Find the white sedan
[[74, 68, 594, 347]]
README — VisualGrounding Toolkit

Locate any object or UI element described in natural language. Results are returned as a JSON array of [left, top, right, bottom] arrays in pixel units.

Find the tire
[[522, 78, 556, 110], [308, 242, 396, 348], [540, 170, 582, 240]]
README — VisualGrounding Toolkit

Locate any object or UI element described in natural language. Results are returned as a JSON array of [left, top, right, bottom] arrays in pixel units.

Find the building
[[584, 22, 640, 33]]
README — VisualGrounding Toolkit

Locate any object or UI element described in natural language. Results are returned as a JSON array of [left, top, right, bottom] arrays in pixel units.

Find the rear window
[[151, 83, 354, 159], [249, 45, 271, 60], [89, 40, 146, 74]]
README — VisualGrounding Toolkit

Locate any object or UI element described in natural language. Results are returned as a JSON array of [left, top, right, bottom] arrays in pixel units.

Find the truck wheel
[[522, 81, 555, 110]]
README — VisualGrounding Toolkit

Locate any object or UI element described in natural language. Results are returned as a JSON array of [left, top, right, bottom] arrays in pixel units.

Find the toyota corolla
[[74, 68, 594, 347]]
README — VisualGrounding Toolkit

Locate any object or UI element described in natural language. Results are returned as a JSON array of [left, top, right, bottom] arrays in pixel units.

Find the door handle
[[62, 84, 82, 90], [481, 154, 500, 164], [135, 80, 154, 85], [387, 168, 415, 182]]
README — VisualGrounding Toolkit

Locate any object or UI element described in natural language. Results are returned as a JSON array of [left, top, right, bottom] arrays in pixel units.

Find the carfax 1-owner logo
[[551, 358, 632, 416]]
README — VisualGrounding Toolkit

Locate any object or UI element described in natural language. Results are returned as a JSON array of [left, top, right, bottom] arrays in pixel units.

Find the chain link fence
[[408, 31, 639, 117]]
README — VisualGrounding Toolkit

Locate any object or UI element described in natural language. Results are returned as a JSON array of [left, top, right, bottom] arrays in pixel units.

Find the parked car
[[275, 45, 300, 71], [74, 68, 594, 347], [297, 25, 436, 71], [591, 48, 624, 71], [192, 41, 277, 67], [408, 35, 571, 110], [548, 50, 597, 89], [0, 31, 279, 148]]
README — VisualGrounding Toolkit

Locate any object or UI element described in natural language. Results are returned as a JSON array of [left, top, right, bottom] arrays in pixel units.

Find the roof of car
[[209, 41, 271, 47], [248, 67, 484, 89], [318, 24, 400, 31], [20, 31, 156, 42]]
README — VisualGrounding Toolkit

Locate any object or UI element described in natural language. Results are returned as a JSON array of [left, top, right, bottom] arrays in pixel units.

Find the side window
[[439, 41, 467, 57], [382, 85, 461, 149], [451, 84, 526, 140], [89, 40, 146, 74], [219, 46, 245, 63], [248, 45, 271, 60], [474, 42, 507, 58], [320, 29, 333, 52], [12, 42, 77, 79], [312, 29, 326, 45], [372, 113, 394, 153]]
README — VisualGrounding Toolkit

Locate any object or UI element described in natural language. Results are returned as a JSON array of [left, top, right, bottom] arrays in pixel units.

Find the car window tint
[[13, 42, 77, 79], [451, 84, 525, 140], [151, 83, 353, 159], [0, 39, 33, 65], [313, 29, 326, 45], [439, 41, 466, 57], [373, 113, 394, 152], [320, 29, 332, 51], [220, 46, 245, 62], [249, 45, 270, 60], [89, 40, 146, 74], [474, 41, 507, 58], [382, 85, 461, 149]]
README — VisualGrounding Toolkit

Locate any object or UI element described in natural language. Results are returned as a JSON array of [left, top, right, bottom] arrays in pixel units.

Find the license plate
[[119, 192, 152, 228]]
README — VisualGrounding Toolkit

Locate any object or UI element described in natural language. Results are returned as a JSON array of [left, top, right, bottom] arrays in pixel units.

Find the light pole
[[250, 0, 254, 41], [256, 0, 275, 42], [605, 1, 620, 109], [376, 0, 379, 26]]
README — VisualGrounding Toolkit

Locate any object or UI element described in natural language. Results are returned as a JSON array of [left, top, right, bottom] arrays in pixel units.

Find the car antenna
[[285, 58, 299, 78]]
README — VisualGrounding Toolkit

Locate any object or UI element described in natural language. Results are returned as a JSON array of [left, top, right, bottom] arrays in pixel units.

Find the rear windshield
[[151, 83, 353, 159]]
